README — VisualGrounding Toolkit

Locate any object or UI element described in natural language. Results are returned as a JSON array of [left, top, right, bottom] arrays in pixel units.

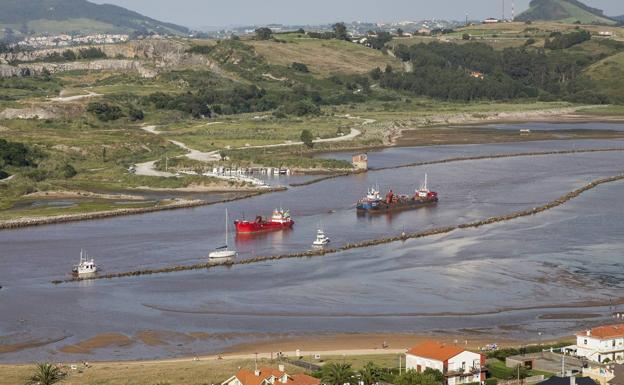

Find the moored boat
[[72, 250, 98, 276], [234, 209, 294, 233], [312, 228, 331, 247], [209, 209, 237, 260], [356, 174, 438, 214]]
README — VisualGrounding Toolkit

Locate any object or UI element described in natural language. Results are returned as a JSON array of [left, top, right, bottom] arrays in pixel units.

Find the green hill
[[584, 52, 624, 103], [516, 0, 617, 25], [0, 0, 189, 38]]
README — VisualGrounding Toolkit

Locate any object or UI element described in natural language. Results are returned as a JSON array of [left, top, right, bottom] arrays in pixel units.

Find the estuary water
[[1, 134, 624, 362]]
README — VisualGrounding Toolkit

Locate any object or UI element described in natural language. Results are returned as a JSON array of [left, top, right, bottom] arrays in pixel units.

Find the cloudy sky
[[92, 0, 624, 28]]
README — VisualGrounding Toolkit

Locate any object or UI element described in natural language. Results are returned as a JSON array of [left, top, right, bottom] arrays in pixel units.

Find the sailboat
[[209, 208, 237, 260]]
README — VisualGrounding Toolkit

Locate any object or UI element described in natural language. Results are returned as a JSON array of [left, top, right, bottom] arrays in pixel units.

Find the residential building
[[483, 18, 500, 24], [405, 340, 486, 385], [222, 366, 320, 385], [537, 376, 597, 385], [576, 324, 624, 363], [352, 154, 368, 170]]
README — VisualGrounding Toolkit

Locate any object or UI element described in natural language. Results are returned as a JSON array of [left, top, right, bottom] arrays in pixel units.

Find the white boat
[[312, 228, 331, 247], [209, 208, 237, 260], [72, 250, 98, 275]]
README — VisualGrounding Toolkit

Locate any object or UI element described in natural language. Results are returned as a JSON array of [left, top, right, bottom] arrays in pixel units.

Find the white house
[[576, 324, 624, 363], [405, 340, 486, 385]]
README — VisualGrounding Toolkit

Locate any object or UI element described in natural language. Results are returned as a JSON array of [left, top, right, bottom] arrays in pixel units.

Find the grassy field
[[585, 52, 624, 103], [248, 34, 400, 76], [0, 358, 306, 385]]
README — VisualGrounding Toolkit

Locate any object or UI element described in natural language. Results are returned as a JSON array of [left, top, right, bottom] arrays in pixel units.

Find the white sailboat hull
[[209, 250, 237, 260]]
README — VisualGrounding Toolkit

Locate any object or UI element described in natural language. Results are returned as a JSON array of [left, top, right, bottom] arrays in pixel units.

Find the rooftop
[[579, 324, 624, 339], [407, 340, 468, 361]]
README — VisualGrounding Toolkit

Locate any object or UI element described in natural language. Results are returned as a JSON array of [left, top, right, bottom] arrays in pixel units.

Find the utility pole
[[398, 354, 402, 375], [512, 0, 515, 21], [502, 0, 505, 21]]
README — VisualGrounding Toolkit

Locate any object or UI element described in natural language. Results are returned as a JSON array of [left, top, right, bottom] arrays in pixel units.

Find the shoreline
[[0, 187, 283, 231], [0, 330, 569, 366]]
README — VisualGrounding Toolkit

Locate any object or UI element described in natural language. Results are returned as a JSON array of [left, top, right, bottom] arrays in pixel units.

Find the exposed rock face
[[0, 103, 84, 119], [1, 59, 157, 79], [0, 39, 190, 64]]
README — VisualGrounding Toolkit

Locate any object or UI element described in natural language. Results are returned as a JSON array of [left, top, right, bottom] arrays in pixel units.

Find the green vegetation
[[515, 0, 617, 25], [26, 363, 64, 385]]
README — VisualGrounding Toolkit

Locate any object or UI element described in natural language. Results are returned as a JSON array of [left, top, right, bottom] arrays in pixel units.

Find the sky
[[92, 0, 624, 29]]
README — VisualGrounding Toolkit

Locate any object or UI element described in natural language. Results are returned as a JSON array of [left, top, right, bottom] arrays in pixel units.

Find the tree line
[[377, 38, 618, 103]]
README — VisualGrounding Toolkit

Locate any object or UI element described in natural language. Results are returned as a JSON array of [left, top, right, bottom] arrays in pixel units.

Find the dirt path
[[134, 160, 175, 177], [241, 127, 362, 149], [51, 91, 101, 102]]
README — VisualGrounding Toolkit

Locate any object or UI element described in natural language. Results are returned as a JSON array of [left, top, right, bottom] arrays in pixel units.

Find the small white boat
[[209, 208, 237, 260], [312, 228, 331, 247], [72, 250, 98, 275]]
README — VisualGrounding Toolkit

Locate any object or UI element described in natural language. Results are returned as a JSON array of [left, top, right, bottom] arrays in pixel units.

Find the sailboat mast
[[225, 208, 229, 248]]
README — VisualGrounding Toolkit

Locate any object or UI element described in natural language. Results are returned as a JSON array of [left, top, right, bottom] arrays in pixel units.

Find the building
[[405, 340, 486, 385], [483, 18, 500, 24], [576, 324, 624, 363], [352, 154, 368, 170], [222, 366, 320, 385], [537, 376, 597, 385]]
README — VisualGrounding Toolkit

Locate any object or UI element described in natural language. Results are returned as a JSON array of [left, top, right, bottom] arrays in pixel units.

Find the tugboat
[[312, 228, 331, 247], [72, 250, 98, 276], [234, 209, 294, 233], [356, 174, 438, 214], [209, 208, 237, 260]]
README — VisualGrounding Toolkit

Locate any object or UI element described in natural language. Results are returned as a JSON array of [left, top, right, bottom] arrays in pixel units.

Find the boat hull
[[357, 197, 438, 214], [234, 220, 294, 233]]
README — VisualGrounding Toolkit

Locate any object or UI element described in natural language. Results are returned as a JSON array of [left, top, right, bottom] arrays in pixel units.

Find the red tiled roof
[[407, 340, 466, 362], [231, 368, 318, 385], [578, 324, 624, 339], [291, 374, 321, 385]]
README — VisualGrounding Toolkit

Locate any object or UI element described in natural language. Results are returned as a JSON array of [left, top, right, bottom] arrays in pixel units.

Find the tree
[[87, 102, 124, 121], [255, 27, 273, 40], [359, 362, 383, 385], [397, 28, 404, 37], [129, 106, 144, 121], [333, 22, 349, 41], [394, 368, 443, 385], [321, 362, 354, 385], [462, 33, 471, 40], [27, 363, 64, 385], [300, 129, 314, 148]]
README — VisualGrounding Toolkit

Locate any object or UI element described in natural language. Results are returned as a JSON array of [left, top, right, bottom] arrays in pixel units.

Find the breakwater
[[0, 188, 283, 231], [291, 148, 624, 187], [53, 173, 624, 284]]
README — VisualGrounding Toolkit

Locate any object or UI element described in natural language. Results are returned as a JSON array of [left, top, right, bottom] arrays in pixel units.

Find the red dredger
[[234, 209, 294, 233]]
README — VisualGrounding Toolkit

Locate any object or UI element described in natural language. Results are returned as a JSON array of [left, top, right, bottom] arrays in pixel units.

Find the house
[[483, 18, 500, 24], [598, 31, 614, 37], [352, 154, 368, 170], [469, 71, 484, 79], [576, 324, 624, 363], [537, 376, 597, 385], [222, 366, 320, 385], [405, 340, 486, 385], [417, 28, 432, 35]]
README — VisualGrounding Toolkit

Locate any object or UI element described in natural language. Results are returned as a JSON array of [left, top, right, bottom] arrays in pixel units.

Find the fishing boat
[[209, 209, 237, 260], [312, 228, 331, 247], [356, 174, 438, 214], [72, 250, 98, 276], [234, 209, 294, 233]]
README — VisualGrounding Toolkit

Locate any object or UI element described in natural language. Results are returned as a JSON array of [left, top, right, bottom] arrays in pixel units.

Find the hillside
[[0, 0, 189, 37], [584, 52, 624, 103], [516, 0, 617, 25]]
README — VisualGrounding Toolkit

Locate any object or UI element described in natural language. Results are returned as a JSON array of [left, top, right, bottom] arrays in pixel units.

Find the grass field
[[248, 34, 400, 76], [0, 358, 306, 385]]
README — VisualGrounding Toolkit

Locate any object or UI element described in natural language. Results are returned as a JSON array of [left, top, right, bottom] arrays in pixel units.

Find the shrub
[[87, 102, 124, 121], [292, 62, 310, 73]]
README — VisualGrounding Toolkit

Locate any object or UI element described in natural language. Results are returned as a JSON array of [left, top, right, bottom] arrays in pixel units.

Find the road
[[134, 120, 367, 177], [51, 91, 101, 102]]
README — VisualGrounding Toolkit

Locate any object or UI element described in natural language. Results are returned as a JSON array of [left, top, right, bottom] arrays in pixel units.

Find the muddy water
[[1, 137, 624, 362]]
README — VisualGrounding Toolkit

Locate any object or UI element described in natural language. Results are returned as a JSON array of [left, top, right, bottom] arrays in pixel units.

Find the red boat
[[234, 209, 294, 233]]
